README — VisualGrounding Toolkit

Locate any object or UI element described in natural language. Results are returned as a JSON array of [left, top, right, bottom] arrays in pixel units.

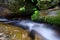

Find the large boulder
[[0, 0, 25, 19], [31, 9, 60, 25], [0, 7, 12, 17]]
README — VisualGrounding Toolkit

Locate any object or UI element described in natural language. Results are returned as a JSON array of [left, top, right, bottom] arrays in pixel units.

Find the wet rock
[[0, 7, 12, 18], [0, 23, 41, 40], [31, 9, 60, 25]]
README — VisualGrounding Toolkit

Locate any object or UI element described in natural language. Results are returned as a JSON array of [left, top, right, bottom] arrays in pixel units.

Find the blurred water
[[12, 20, 60, 40], [0, 18, 60, 40]]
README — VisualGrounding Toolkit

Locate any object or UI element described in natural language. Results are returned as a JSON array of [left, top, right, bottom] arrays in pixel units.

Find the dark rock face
[[0, 7, 12, 18]]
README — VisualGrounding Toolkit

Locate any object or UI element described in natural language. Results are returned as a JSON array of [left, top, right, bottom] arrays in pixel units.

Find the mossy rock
[[31, 10, 60, 25], [44, 10, 60, 25]]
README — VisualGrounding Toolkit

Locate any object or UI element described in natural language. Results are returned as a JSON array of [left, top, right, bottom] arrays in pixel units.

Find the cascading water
[[13, 20, 60, 40], [0, 18, 60, 40]]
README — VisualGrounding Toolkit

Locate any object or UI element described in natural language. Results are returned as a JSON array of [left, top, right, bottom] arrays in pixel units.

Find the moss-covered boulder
[[31, 9, 60, 25]]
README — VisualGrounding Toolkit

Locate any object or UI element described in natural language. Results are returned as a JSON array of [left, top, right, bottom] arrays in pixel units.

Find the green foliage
[[31, 10, 39, 21], [30, 0, 59, 10], [31, 9, 60, 25], [31, 0, 34, 2], [19, 6, 25, 12], [6, 0, 25, 13], [37, 0, 53, 10]]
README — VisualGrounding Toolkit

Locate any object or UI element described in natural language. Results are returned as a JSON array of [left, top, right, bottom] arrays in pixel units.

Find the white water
[[0, 18, 60, 40], [15, 20, 60, 40]]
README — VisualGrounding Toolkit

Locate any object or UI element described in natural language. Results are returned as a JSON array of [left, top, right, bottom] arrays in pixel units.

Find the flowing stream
[[12, 20, 60, 40], [0, 10, 60, 40], [0, 18, 60, 40]]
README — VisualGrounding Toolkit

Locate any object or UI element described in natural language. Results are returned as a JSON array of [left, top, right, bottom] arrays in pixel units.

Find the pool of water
[[14, 20, 60, 40], [0, 18, 60, 40]]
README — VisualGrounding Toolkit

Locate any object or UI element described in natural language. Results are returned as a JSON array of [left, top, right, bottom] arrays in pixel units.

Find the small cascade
[[0, 18, 60, 40]]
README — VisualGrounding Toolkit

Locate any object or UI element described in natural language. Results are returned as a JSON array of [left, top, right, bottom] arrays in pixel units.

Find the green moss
[[31, 10, 60, 25], [31, 10, 39, 21], [19, 6, 25, 12], [43, 10, 60, 25]]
